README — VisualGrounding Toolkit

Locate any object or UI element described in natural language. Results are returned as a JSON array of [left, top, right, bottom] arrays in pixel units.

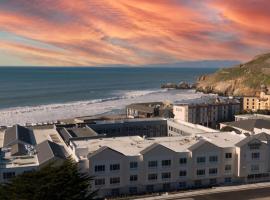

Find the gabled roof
[[88, 146, 125, 158], [36, 140, 67, 165], [188, 139, 208, 151], [222, 119, 270, 132], [3, 124, 33, 147], [236, 132, 270, 147], [140, 143, 175, 155]]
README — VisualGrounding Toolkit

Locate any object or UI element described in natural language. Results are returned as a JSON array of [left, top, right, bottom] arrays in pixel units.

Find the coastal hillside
[[196, 53, 270, 96]]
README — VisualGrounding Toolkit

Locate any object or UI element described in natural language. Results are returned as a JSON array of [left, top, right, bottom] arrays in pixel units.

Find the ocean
[[0, 67, 217, 126]]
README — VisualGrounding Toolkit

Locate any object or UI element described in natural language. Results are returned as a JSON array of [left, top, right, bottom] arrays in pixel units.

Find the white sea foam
[[0, 89, 208, 126]]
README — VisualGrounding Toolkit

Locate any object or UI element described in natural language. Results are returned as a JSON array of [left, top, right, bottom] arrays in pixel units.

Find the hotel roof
[[72, 131, 245, 157], [222, 119, 270, 132]]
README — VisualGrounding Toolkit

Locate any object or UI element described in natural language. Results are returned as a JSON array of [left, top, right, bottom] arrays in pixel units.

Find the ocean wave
[[0, 89, 204, 126]]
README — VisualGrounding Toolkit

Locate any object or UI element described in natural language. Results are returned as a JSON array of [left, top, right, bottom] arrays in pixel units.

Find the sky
[[0, 0, 270, 66]]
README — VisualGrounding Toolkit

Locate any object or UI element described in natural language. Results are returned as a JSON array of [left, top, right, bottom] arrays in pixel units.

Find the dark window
[[110, 177, 120, 185], [148, 173, 158, 180], [130, 161, 138, 169], [3, 172, 15, 180], [129, 187, 137, 194], [209, 168, 218, 175], [225, 153, 232, 159], [95, 165, 105, 172], [95, 178, 105, 186], [225, 165, 231, 171], [179, 157, 187, 164], [179, 170, 187, 177], [209, 178, 217, 185], [209, 156, 218, 162], [179, 182, 186, 188], [162, 160, 171, 167], [148, 161, 158, 168], [194, 180, 202, 187], [146, 185, 154, 192], [130, 175, 138, 182], [161, 172, 171, 179], [163, 183, 170, 191], [224, 177, 232, 183], [111, 188, 120, 196], [197, 157, 205, 163], [197, 169, 205, 176], [110, 164, 120, 171], [251, 152, 260, 160]]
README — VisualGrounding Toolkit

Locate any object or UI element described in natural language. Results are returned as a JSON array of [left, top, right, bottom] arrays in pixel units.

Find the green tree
[[0, 157, 97, 200]]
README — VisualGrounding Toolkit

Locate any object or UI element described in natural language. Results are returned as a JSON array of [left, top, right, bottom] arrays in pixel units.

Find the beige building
[[243, 85, 270, 111], [173, 98, 241, 128], [70, 131, 264, 197]]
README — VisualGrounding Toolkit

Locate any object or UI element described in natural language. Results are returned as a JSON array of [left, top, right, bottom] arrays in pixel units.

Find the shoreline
[[0, 89, 208, 126]]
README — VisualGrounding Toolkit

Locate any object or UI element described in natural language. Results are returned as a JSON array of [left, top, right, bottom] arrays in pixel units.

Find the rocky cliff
[[196, 53, 270, 96]]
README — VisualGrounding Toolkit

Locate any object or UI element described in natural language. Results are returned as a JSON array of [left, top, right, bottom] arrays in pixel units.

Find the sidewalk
[[133, 182, 270, 200]]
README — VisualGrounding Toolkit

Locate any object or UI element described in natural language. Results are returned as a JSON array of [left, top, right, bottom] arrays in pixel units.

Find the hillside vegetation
[[196, 53, 270, 96]]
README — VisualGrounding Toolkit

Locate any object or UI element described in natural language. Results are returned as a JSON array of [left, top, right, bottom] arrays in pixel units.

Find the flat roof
[[72, 131, 245, 157]]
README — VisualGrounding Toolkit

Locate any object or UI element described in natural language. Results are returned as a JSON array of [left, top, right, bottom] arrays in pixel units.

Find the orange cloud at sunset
[[0, 0, 270, 66]]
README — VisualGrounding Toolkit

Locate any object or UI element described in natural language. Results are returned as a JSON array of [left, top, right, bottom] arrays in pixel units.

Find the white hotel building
[[70, 130, 270, 197]]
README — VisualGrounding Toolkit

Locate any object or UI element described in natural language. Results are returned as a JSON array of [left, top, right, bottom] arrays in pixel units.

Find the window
[[209, 178, 217, 185], [224, 177, 232, 183], [225, 153, 232, 159], [197, 157, 206, 163], [110, 164, 120, 171], [148, 161, 158, 168], [225, 165, 231, 172], [111, 188, 120, 196], [162, 160, 171, 167], [3, 172, 15, 180], [148, 173, 158, 181], [130, 161, 138, 169], [249, 143, 260, 150], [197, 169, 205, 176], [110, 177, 120, 185], [129, 187, 137, 194], [251, 152, 260, 160], [179, 170, 187, 177], [95, 165, 105, 172], [251, 165, 259, 172], [130, 175, 138, 182], [179, 182, 186, 188], [146, 185, 154, 192], [194, 180, 202, 187], [179, 157, 187, 164], [95, 178, 105, 186], [162, 172, 171, 179], [209, 168, 218, 175], [209, 156, 218, 163], [163, 183, 170, 191]]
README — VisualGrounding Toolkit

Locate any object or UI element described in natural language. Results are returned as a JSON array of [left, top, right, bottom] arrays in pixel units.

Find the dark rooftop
[[3, 124, 33, 147], [36, 140, 67, 165], [222, 119, 270, 132]]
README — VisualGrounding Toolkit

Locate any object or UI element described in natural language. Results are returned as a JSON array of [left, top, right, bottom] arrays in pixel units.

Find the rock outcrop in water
[[196, 53, 270, 96], [161, 81, 195, 89]]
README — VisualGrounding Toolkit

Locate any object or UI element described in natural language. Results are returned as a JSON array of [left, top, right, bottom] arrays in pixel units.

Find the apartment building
[[243, 85, 270, 111], [0, 125, 72, 182], [126, 102, 173, 118], [173, 98, 241, 128], [70, 131, 253, 197]]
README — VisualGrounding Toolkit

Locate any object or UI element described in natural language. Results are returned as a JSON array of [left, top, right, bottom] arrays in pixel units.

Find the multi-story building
[[0, 124, 72, 182], [70, 130, 269, 198], [243, 85, 270, 111], [126, 102, 173, 119], [173, 98, 241, 128]]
